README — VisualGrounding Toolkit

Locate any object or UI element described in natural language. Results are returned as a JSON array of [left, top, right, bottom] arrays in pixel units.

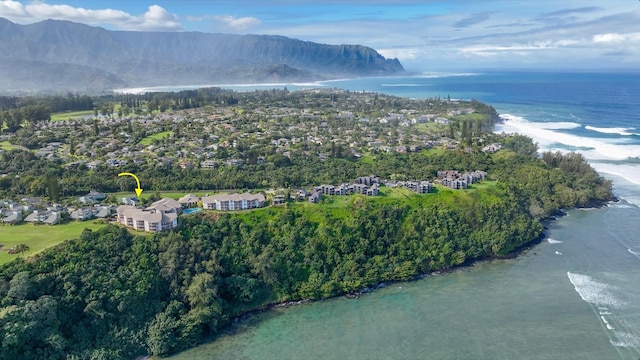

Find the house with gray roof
[[1, 210, 22, 224], [24, 210, 60, 225], [178, 194, 200, 208], [70, 207, 94, 221], [148, 198, 182, 214], [78, 190, 106, 204]]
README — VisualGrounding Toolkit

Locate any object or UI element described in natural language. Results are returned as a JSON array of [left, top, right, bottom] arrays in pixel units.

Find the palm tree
[[14, 243, 29, 257]]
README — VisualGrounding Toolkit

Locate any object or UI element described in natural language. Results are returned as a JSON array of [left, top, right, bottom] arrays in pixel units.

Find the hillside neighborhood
[[1, 167, 489, 232], [1, 89, 502, 232]]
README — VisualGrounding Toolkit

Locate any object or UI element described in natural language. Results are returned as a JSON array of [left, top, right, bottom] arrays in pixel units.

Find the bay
[[164, 72, 640, 359]]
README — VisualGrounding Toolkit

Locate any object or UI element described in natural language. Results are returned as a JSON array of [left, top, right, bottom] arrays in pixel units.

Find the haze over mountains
[[0, 17, 405, 94]]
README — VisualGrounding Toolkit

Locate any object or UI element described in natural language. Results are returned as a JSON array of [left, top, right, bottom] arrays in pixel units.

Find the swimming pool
[[183, 207, 202, 215]]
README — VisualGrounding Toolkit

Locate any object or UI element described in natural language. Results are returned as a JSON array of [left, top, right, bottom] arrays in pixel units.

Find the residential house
[[78, 190, 106, 204], [272, 195, 286, 205], [70, 207, 95, 221], [178, 194, 200, 208], [24, 210, 61, 225], [482, 143, 502, 153], [1, 210, 22, 224], [93, 205, 113, 218], [309, 191, 322, 203], [148, 198, 183, 215], [120, 196, 140, 206], [201, 193, 265, 211], [295, 189, 309, 201], [86, 160, 103, 169], [201, 160, 217, 169]]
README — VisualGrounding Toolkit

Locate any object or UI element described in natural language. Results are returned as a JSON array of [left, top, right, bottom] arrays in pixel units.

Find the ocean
[[159, 72, 640, 359]]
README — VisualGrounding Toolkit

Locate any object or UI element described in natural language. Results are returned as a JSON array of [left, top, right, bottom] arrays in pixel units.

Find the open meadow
[[0, 221, 106, 265], [50, 110, 95, 121]]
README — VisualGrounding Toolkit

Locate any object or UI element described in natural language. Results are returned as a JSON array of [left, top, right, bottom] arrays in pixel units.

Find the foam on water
[[591, 163, 640, 188], [568, 273, 640, 350], [567, 272, 625, 309], [585, 126, 639, 136], [113, 80, 330, 94], [417, 72, 483, 78], [611, 331, 640, 348], [592, 165, 640, 207], [381, 83, 434, 87], [495, 114, 640, 160]]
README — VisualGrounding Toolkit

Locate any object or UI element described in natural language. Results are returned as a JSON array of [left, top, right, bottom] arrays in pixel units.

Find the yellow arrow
[[118, 172, 143, 197]]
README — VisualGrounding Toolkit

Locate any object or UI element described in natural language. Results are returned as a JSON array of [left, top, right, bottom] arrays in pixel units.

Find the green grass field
[[414, 122, 448, 133], [50, 110, 95, 121], [0, 221, 107, 265], [139, 131, 173, 146], [111, 190, 219, 200], [0, 141, 19, 151]]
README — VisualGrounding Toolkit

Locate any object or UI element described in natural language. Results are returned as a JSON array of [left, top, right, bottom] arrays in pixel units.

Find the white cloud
[[214, 15, 261, 30], [459, 39, 580, 56], [377, 47, 420, 61], [0, 1, 183, 31], [0, 0, 26, 16], [593, 32, 640, 43]]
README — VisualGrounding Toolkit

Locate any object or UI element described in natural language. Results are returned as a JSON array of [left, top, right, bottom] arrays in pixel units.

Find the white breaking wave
[[591, 164, 640, 207], [495, 114, 640, 161], [585, 125, 639, 136], [547, 238, 563, 244], [114, 80, 329, 94], [608, 203, 635, 209], [417, 72, 482, 78], [611, 331, 640, 348], [380, 83, 434, 87], [536, 122, 583, 130], [567, 272, 625, 309]]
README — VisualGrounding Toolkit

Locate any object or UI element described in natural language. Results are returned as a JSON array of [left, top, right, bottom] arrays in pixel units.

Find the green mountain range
[[0, 17, 405, 94]]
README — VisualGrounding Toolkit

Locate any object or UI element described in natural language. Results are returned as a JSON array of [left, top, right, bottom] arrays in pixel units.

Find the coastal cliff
[[0, 17, 405, 93]]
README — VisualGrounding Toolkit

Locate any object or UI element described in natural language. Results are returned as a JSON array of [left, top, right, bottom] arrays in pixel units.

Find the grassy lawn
[[139, 131, 173, 146], [0, 141, 18, 151], [414, 122, 448, 134], [422, 147, 446, 156], [111, 190, 219, 200], [0, 221, 107, 265], [465, 180, 497, 191], [50, 110, 95, 121]]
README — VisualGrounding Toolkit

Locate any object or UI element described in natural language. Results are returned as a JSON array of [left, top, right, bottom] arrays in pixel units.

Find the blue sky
[[1, 0, 639, 71]]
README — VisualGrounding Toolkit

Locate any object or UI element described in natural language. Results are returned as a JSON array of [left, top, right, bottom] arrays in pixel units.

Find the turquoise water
[[168, 207, 636, 359], [183, 207, 201, 215], [164, 73, 640, 359]]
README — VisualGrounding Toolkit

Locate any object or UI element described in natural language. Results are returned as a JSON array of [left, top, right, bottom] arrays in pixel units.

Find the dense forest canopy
[[0, 142, 613, 359], [0, 89, 614, 359]]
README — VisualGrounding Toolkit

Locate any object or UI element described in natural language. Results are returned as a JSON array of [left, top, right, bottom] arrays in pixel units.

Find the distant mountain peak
[[0, 17, 405, 94]]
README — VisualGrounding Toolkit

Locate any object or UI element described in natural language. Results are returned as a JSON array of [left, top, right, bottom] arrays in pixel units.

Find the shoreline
[[194, 213, 554, 341], [186, 201, 610, 340]]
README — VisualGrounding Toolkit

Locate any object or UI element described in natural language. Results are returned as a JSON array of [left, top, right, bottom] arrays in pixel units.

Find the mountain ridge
[[0, 18, 405, 94]]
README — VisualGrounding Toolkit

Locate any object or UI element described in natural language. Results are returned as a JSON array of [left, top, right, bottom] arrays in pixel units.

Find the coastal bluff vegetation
[[0, 90, 613, 359]]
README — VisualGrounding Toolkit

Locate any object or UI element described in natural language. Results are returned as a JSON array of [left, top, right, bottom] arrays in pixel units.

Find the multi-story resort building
[[116, 198, 181, 232], [201, 193, 266, 211]]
